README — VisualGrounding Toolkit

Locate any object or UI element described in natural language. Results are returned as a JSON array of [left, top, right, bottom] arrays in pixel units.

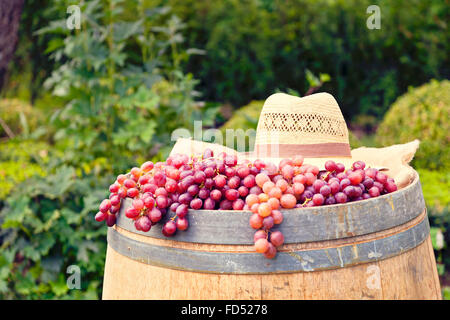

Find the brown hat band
[[253, 143, 352, 158]]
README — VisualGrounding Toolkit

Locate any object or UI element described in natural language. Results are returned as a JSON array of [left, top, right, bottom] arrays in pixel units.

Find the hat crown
[[254, 92, 351, 158]]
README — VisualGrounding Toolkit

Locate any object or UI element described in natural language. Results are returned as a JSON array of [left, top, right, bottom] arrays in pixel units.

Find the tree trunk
[[0, 0, 25, 92]]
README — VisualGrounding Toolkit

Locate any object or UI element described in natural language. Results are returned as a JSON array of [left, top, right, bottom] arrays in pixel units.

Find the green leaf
[[77, 240, 100, 263], [14, 273, 36, 295], [49, 275, 69, 297], [23, 246, 40, 262], [45, 38, 65, 54], [443, 287, 450, 300], [113, 20, 143, 42], [305, 69, 320, 87], [37, 234, 56, 255], [61, 207, 82, 225], [140, 121, 156, 143], [0, 279, 8, 293], [2, 196, 31, 228], [319, 73, 331, 83]]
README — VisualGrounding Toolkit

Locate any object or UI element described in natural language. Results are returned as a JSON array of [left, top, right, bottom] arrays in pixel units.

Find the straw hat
[[242, 92, 382, 170]]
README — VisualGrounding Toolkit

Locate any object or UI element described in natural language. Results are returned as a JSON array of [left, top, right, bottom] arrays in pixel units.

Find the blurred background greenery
[[0, 0, 448, 299]]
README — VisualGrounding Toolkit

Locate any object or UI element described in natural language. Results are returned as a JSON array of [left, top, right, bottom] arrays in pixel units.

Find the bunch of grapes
[[95, 149, 398, 259], [244, 156, 398, 258]]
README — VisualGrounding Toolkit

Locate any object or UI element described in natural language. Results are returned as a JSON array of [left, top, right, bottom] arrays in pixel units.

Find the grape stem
[[322, 171, 334, 180], [302, 197, 312, 206]]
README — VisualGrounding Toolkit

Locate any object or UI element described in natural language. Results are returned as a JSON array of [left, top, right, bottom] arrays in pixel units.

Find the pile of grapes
[[95, 149, 398, 259]]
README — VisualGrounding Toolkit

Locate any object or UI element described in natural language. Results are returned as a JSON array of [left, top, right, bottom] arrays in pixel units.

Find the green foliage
[[39, 0, 216, 172], [443, 287, 450, 300], [0, 140, 51, 200], [0, 0, 217, 299], [418, 169, 450, 215], [0, 165, 110, 299], [376, 79, 450, 171], [168, 0, 449, 118], [418, 168, 450, 279], [221, 100, 263, 131], [347, 131, 362, 149]]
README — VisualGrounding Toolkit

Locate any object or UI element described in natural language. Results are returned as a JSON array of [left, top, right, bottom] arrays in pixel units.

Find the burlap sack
[[351, 139, 420, 189], [170, 138, 420, 189]]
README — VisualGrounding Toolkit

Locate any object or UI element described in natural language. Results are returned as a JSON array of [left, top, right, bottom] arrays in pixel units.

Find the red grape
[[156, 195, 168, 208], [132, 198, 144, 211], [95, 211, 107, 222], [214, 175, 227, 188], [249, 214, 263, 229], [110, 194, 120, 206], [243, 175, 256, 188], [190, 198, 203, 210], [137, 215, 152, 232], [368, 186, 380, 197], [203, 198, 216, 210], [162, 220, 177, 237], [335, 192, 347, 203], [149, 207, 162, 223], [263, 243, 277, 259], [106, 213, 116, 227], [320, 185, 331, 197], [312, 193, 325, 206], [210, 189, 222, 201], [255, 238, 270, 253], [109, 184, 120, 193], [375, 172, 388, 185], [325, 160, 337, 172], [124, 179, 136, 189], [141, 161, 154, 172], [232, 199, 245, 210], [237, 166, 250, 179], [262, 216, 274, 230], [176, 217, 189, 231], [126, 188, 139, 198], [99, 199, 111, 213], [270, 231, 284, 247], [225, 189, 239, 201], [385, 181, 398, 193], [254, 230, 267, 242], [280, 194, 296, 209]]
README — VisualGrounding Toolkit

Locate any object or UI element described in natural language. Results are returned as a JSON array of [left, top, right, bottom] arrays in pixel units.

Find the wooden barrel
[[102, 170, 441, 299]]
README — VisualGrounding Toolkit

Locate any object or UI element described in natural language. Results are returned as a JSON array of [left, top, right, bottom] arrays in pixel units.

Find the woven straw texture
[[255, 93, 349, 145]]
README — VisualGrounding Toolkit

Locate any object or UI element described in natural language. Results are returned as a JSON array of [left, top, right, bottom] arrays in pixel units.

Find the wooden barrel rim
[[107, 210, 430, 274], [115, 170, 425, 244]]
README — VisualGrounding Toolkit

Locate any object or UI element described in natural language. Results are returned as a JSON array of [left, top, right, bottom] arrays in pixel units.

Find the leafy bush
[[418, 169, 450, 214], [0, 1, 216, 299], [39, 1, 215, 171], [0, 165, 110, 299], [169, 0, 449, 118], [376, 79, 450, 170]]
